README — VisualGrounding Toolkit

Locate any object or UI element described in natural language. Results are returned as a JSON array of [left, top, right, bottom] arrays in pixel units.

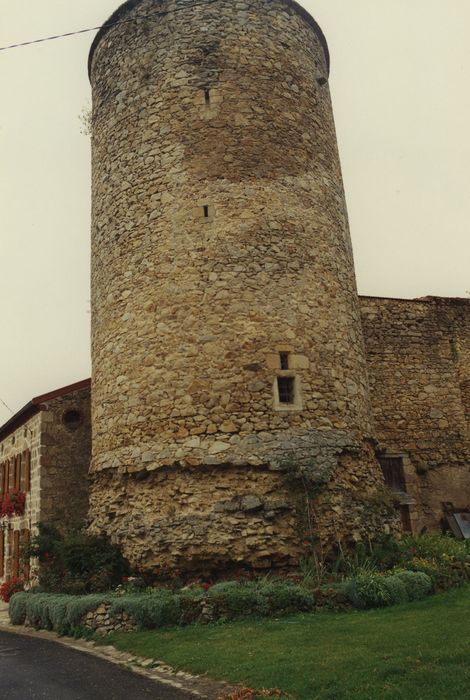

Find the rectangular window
[[379, 456, 406, 492], [21, 529, 30, 581], [204, 89, 211, 107], [12, 530, 20, 578], [14, 454, 21, 491], [8, 459, 14, 492], [277, 376, 295, 404], [279, 352, 290, 370], [21, 450, 31, 492]]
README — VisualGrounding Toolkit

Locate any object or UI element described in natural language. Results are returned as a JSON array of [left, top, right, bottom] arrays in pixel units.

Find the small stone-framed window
[[199, 204, 214, 222], [63, 409, 82, 430], [277, 377, 294, 404], [279, 352, 290, 370], [273, 375, 302, 411]]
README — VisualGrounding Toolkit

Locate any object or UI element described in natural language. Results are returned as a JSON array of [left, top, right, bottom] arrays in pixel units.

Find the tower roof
[[88, 0, 330, 79]]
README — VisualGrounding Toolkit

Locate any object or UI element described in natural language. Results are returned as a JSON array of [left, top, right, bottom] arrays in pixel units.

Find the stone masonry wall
[[39, 387, 91, 527], [88, 0, 392, 571], [360, 296, 470, 532]]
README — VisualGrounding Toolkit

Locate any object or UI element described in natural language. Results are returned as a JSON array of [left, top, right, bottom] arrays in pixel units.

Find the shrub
[[207, 582, 267, 620], [406, 556, 468, 592], [25, 593, 55, 631], [203, 581, 314, 621], [43, 595, 70, 635], [341, 573, 393, 609], [260, 582, 314, 615], [394, 571, 433, 600], [341, 570, 435, 609], [399, 534, 470, 563], [111, 591, 181, 629], [381, 574, 408, 605], [9, 591, 28, 625], [25, 523, 130, 594]]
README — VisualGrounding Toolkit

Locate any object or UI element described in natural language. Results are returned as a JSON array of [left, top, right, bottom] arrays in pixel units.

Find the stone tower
[[88, 0, 392, 574]]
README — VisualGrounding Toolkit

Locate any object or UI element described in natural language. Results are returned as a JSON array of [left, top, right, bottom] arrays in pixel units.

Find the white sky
[[0, 0, 469, 423]]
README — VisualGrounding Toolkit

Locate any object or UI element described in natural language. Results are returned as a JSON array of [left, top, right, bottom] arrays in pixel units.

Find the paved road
[[0, 631, 195, 700]]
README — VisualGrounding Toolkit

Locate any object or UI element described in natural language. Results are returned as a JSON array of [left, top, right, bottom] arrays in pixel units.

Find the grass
[[100, 585, 470, 700]]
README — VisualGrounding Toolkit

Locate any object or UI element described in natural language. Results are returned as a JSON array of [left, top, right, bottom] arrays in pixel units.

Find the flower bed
[[8, 535, 470, 636]]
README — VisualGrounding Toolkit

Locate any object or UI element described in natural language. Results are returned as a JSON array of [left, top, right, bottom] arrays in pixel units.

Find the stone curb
[[0, 612, 233, 700]]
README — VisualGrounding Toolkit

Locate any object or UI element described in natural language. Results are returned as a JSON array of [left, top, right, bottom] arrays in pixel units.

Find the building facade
[[361, 296, 470, 534], [0, 380, 91, 584]]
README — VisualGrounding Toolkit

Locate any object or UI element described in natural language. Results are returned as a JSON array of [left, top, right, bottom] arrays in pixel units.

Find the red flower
[[0, 490, 26, 518], [0, 577, 24, 603], [202, 582, 211, 590]]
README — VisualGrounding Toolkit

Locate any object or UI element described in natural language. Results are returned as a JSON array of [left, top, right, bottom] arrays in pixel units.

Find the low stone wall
[[82, 603, 137, 634]]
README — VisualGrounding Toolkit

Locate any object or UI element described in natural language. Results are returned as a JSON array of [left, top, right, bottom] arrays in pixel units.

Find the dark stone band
[[88, 0, 330, 79]]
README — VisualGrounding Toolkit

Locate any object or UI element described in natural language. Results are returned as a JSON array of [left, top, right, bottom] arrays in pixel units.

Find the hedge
[[9, 581, 316, 635], [9, 572, 434, 636]]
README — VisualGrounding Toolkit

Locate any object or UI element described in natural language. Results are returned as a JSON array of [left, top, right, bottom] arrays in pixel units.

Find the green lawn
[[103, 586, 470, 700]]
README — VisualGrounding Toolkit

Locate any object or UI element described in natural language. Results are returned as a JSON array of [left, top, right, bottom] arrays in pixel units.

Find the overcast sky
[[0, 0, 469, 423]]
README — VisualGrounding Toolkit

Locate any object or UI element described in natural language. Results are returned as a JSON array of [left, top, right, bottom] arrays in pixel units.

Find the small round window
[[63, 409, 82, 430]]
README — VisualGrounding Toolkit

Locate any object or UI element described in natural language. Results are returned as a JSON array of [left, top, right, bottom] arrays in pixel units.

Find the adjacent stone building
[[0, 380, 91, 584], [361, 296, 470, 535]]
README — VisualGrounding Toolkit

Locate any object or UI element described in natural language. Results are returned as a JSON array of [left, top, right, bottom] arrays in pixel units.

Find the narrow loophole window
[[277, 377, 295, 404], [204, 89, 211, 107], [203, 205, 210, 219], [279, 352, 290, 370]]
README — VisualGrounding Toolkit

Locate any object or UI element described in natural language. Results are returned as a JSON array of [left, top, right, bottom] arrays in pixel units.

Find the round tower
[[88, 0, 391, 573]]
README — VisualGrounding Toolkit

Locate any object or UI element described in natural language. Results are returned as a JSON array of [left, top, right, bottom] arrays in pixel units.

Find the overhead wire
[[0, 1, 219, 53], [0, 10, 166, 52], [0, 397, 14, 416]]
